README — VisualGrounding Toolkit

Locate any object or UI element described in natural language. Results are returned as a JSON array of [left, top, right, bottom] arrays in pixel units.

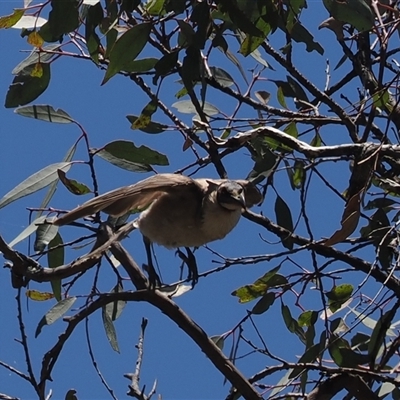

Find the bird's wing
[[54, 174, 200, 226]]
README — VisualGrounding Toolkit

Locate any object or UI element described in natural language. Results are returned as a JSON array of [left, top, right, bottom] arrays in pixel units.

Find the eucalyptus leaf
[[0, 162, 72, 209], [35, 297, 77, 337]]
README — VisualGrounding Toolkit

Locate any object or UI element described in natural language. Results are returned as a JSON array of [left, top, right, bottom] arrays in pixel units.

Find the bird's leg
[[142, 235, 162, 289], [176, 247, 198, 287]]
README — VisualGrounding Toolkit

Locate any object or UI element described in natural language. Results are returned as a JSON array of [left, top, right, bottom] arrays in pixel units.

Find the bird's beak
[[233, 190, 246, 209]]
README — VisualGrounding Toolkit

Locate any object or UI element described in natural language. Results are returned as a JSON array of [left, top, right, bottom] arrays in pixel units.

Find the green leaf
[[364, 198, 397, 210], [275, 195, 294, 249], [12, 15, 47, 29], [298, 311, 317, 327], [177, 20, 195, 47], [126, 115, 167, 134], [124, 57, 158, 72], [5, 63, 51, 108], [35, 297, 77, 337], [368, 310, 392, 363], [323, 0, 374, 31], [101, 140, 168, 166], [209, 66, 234, 87], [34, 217, 58, 252], [0, 162, 72, 210], [102, 23, 151, 84], [247, 146, 278, 182], [329, 335, 369, 367], [239, 12, 271, 56], [277, 86, 287, 109], [102, 305, 120, 352], [57, 169, 91, 195], [326, 284, 353, 313], [372, 90, 390, 110], [97, 150, 152, 173], [47, 232, 64, 301], [281, 303, 305, 343], [289, 343, 320, 378], [12, 44, 60, 75], [0, 9, 24, 29], [8, 216, 47, 248], [37, 143, 77, 218], [172, 100, 220, 115], [105, 283, 126, 321], [293, 160, 305, 188], [131, 100, 158, 130], [210, 335, 225, 351], [145, 0, 166, 15], [252, 292, 275, 315], [153, 51, 179, 84], [85, 2, 103, 63], [232, 266, 287, 303], [40, 0, 79, 40], [15, 105, 74, 123]]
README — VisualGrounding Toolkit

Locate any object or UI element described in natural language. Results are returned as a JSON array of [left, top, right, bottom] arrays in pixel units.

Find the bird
[[54, 173, 262, 285]]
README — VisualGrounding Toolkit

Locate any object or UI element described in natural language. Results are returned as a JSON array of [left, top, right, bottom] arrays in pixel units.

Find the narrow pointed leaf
[[0, 162, 72, 209], [8, 216, 47, 248], [275, 195, 294, 249], [34, 217, 59, 252], [102, 23, 151, 84], [105, 283, 126, 321], [47, 232, 64, 301], [102, 306, 120, 352], [35, 297, 77, 337]]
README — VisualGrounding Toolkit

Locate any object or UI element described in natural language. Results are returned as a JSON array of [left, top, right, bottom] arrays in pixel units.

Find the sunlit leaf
[[105, 283, 126, 321], [15, 105, 74, 123], [0, 162, 72, 209], [11, 16, 47, 29], [57, 170, 91, 195], [27, 31, 44, 47], [127, 115, 168, 134], [35, 297, 77, 337], [210, 335, 225, 351], [12, 44, 60, 75], [26, 289, 54, 301], [172, 100, 220, 115], [0, 9, 24, 29], [8, 216, 47, 248], [34, 217, 59, 253]]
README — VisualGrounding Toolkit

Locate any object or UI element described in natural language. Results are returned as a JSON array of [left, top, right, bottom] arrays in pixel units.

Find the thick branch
[[243, 211, 400, 298]]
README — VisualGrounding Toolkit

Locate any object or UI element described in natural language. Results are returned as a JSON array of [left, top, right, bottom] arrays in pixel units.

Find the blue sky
[[0, 2, 374, 399]]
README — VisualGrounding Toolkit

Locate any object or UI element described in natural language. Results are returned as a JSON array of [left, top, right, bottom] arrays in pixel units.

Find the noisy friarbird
[[54, 173, 262, 285]]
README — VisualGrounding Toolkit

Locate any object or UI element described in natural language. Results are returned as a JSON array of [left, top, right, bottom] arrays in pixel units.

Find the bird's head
[[216, 181, 246, 211]]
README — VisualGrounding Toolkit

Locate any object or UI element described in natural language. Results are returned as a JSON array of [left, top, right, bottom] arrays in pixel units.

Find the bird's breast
[[137, 193, 241, 248]]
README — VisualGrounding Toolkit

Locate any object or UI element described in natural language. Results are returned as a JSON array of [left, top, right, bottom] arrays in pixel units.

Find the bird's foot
[[142, 263, 162, 290], [176, 248, 198, 288]]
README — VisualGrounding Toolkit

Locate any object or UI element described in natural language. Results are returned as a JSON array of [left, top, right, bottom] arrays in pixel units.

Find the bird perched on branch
[[54, 173, 262, 285]]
